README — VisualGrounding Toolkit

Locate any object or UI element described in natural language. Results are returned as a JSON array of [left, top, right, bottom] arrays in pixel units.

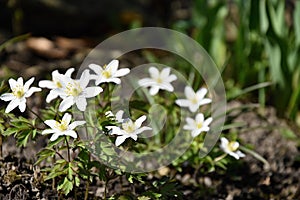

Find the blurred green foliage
[[173, 0, 300, 123]]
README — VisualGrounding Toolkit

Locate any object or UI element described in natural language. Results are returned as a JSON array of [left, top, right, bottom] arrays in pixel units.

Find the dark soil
[[1, 38, 300, 199]]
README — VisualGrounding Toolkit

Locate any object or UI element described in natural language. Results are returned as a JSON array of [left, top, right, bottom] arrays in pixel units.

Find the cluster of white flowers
[[0, 62, 245, 158], [137, 66, 244, 159], [0, 60, 131, 143]]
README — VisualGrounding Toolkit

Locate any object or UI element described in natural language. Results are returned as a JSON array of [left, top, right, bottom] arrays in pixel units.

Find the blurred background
[[0, 0, 299, 126]]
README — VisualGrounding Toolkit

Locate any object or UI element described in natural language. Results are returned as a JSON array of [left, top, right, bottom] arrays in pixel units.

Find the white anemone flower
[[0, 77, 41, 113], [39, 68, 74, 103], [89, 60, 130, 85], [42, 113, 85, 141], [183, 113, 213, 137], [107, 112, 152, 146], [175, 86, 212, 112], [220, 137, 245, 159], [138, 67, 177, 96], [58, 70, 103, 112]]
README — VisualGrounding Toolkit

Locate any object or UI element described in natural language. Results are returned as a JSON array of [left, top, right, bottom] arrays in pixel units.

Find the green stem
[[64, 136, 71, 162], [27, 107, 44, 123], [214, 153, 227, 162], [84, 180, 89, 200], [239, 145, 270, 170]]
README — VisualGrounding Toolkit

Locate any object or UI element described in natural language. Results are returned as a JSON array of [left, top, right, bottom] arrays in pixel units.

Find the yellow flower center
[[190, 97, 198, 104], [65, 82, 82, 96], [122, 119, 135, 133], [55, 120, 68, 131], [156, 77, 163, 84], [12, 85, 25, 99], [102, 70, 111, 79], [227, 141, 238, 152], [54, 80, 62, 88], [196, 122, 203, 129]]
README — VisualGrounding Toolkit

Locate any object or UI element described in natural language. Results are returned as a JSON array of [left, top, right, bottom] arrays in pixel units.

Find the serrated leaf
[[57, 177, 73, 195]]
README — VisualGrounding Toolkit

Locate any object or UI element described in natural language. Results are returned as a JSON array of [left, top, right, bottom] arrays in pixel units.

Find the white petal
[[149, 86, 160, 95], [160, 67, 171, 79], [18, 99, 26, 112], [228, 152, 240, 159], [44, 120, 58, 129], [114, 68, 130, 77], [201, 127, 210, 132], [79, 70, 90, 89], [236, 150, 246, 158], [110, 127, 124, 135], [166, 74, 177, 82], [17, 77, 23, 86], [69, 121, 86, 130], [195, 113, 204, 123], [185, 117, 195, 126], [5, 98, 19, 113], [8, 78, 17, 89], [115, 135, 128, 146], [25, 87, 41, 97], [64, 130, 77, 139], [89, 64, 102, 75], [175, 99, 190, 107], [38, 80, 56, 89], [185, 86, 196, 99], [135, 115, 146, 128], [220, 137, 228, 145], [65, 68, 75, 77], [149, 67, 159, 79], [191, 130, 201, 137], [42, 129, 56, 135], [183, 124, 193, 130], [203, 117, 213, 127], [50, 133, 61, 141], [75, 97, 87, 111], [135, 126, 152, 135], [196, 88, 208, 100], [24, 77, 35, 91], [59, 96, 74, 112], [46, 90, 59, 103], [199, 98, 212, 106], [104, 78, 121, 84], [84, 87, 103, 98], [161, 82, 174, 92], [62, 113, 72, 125], [189, 103, 199, 112], [130, 134, 138, 141], [115, 110, 124, 122], [106, 60, 119, 73], [138, 78, 156, 87], [0, 93, 15, 101]]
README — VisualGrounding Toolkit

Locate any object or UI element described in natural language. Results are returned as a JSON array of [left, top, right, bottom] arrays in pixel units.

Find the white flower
[[107, 111, 152, 146], [138, 67, 177, 95], [42, 113, 85, 141], [39, 68, 74, 103], [0, 77, 41, 113], [89, 60, 130, 85], [175, 86, 211, 112], [58, 70, 103, 112], [183, 113, 213, 137], [220, 137, 245, 159]]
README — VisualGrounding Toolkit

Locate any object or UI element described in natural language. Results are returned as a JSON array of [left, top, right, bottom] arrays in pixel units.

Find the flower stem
[[64, 136, 71, 162], [214, 153, 227, 162], [27, 107, 44, 123], [84, 180, 89, 200]]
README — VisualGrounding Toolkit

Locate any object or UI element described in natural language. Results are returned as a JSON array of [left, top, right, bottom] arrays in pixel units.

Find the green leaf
[[265, 40, 284, 87], [294, 1, 300, 46], [57, 177, 73, 195], [268, 0, 286, 37], [259, 0, 269, 33]]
